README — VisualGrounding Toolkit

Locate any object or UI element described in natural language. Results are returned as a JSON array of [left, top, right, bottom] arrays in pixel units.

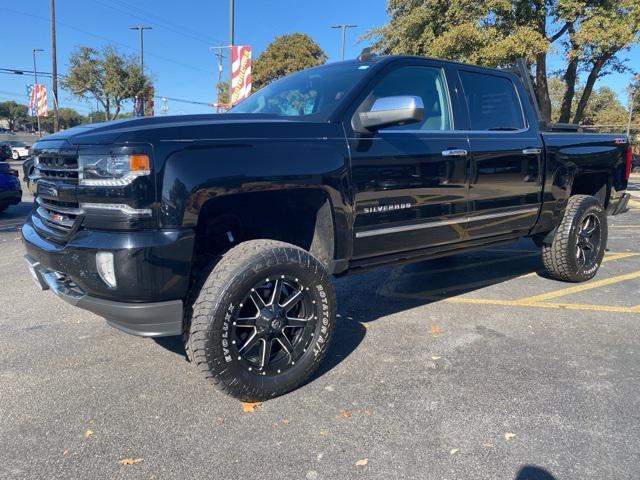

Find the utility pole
[[32, 48, 44, 137], [130, 25, 152, 116], [50, 0, 59, 132], [210, 46, 227, 112], [331, 24, 357, 61], [229, 0, 235, 104]]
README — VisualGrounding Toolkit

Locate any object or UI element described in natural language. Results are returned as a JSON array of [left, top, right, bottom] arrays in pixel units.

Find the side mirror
[[354, 96, 424, 133]]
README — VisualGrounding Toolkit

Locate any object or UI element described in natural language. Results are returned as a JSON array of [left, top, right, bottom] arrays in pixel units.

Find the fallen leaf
[[431, 355, 441, 360], [63, 449, 69, 456], [364, 410, 372, 416], [319, 431, 328, 437], [339, 408, 351, 418], [450, 448, 459, 455], [504, 432, 516, 441], [241, 401, 262, 412], [119, 458, 143, 465], [360, 322, 368, 330], [355, 458, 368, 466], [282, 419, 290, 425], [83, 429, 94, 438], [431, 325, 441, 336], [482, 442, 494, 448]]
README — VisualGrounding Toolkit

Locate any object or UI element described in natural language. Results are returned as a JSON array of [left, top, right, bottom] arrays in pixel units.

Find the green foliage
[[367, 0, 640, 124], [58, 107, 86, 130], [0, 101, 28, 130], [252, 33, 327, 90], [549, 76, 628, 126], [216, 80, 230, 106], [61, 46, 149, 121]]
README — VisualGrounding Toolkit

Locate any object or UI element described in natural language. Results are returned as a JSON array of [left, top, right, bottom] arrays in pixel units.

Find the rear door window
[[458, 70, 526, 131]]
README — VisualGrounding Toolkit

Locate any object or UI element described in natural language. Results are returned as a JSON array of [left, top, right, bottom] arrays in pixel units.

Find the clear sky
[[1, 0, 638, 116]]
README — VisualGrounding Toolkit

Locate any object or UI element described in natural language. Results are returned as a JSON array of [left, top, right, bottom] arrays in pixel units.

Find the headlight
[[78, 153, 150, 186]]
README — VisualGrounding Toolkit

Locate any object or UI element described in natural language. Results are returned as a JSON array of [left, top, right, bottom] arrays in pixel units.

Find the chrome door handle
[[522, 148, 542, 155], [442, 149, 468, 157]]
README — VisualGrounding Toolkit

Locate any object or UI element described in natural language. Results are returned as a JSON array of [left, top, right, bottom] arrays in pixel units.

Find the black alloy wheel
[[233, 275, 317, 375], [575, 213, 601, 270]]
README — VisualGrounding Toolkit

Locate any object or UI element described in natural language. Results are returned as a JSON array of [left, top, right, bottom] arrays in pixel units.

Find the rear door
[[346, 60, 470, 259], [457, 69, 542, 239]]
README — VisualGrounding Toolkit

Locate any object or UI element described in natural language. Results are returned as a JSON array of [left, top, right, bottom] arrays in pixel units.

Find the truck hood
[[35, 114, 317, 146]]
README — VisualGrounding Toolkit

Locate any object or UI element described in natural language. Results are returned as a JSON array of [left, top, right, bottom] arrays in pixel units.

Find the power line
[[91, 0, 224, 47], [1, 68, 212, 108], [4, 7, 215, 77]]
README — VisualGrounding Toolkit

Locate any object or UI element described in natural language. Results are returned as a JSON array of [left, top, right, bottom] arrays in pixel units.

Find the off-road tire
[[542, 195, 607, 282], [185, 240, 336, 401]]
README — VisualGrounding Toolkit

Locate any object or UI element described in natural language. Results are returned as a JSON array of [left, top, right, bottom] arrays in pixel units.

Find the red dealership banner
[[231, 45, 252, 105]]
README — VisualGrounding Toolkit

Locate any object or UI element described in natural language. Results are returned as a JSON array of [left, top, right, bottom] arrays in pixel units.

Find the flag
[[231, 45, 252, 105], [27, 84, 48, 117]]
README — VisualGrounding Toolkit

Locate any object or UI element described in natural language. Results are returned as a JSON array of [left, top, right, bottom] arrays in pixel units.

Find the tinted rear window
[[459, 71, 525, 131]]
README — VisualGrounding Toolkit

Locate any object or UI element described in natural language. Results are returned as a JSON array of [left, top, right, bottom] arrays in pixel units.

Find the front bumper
[[25, 256, 183, 336], [22, 221, 195, 337]]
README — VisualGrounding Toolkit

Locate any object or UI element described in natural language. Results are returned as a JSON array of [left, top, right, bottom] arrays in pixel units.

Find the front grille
[[37, 154, 79, 182], [36, 197, 84, 234]]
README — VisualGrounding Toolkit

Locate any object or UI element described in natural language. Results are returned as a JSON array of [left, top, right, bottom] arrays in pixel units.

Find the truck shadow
[[313, 238, 547, 380], [155, 238, 550, 382]]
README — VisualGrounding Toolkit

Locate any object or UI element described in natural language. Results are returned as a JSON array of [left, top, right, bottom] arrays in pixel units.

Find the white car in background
[[8, 141, 30, 160]]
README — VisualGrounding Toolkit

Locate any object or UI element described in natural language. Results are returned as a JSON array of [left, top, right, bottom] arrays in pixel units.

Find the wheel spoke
[[249, 289, 267, 309], [238, 329, 260, 353], [281, 288, 303, 312], [236, 315, 258, 327], [286, 314, 312, 328], [259, 339, 273, 369], [576, 246, 586, 266], [276, 334, 295, 358], [268, 278, 283, 307]]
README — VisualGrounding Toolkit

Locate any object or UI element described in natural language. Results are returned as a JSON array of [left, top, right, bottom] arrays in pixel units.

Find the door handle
[[522, 148, 542, 155], [442, 149, 468, 157]]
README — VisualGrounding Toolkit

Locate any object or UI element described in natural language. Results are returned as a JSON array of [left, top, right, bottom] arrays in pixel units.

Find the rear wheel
[[186, 240, 336, 401], [542, 195, 607, 282]]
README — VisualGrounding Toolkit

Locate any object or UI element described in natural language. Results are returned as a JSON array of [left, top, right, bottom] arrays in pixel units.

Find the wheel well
[[571, 172, 609, 207], [192, 189, 335, 273]]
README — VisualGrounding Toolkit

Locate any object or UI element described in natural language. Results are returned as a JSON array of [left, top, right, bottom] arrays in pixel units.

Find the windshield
[[229, 62, 375, 121]]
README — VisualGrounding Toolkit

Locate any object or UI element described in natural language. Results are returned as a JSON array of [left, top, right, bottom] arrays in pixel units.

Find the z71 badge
[[363, 202, 412, 214]]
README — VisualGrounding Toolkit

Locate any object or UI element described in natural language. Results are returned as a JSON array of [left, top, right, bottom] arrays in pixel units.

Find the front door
[[348, 62, 470, 259]]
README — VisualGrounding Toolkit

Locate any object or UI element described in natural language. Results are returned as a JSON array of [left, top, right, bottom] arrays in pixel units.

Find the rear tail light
[[625, 144, 632, 180]]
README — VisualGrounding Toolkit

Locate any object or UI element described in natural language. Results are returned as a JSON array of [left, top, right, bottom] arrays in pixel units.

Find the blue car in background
[[0, 161, 21, 212]]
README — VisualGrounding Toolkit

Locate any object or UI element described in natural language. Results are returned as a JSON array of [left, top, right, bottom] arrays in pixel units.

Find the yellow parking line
[[629, 199, 640, 208], [518, 270, 640, 303], [442, 296, 640, 314]]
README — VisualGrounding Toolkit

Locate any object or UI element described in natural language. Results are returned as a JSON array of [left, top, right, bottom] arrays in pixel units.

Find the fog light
[[96, 251, 116, 288]]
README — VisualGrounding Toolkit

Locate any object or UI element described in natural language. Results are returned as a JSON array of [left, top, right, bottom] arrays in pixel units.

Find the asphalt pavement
[[1, 171, 639, 480]]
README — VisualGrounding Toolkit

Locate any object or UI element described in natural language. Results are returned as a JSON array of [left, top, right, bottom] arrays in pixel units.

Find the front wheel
[[542, 195, 607, 282], [185, 240, 336, 401]]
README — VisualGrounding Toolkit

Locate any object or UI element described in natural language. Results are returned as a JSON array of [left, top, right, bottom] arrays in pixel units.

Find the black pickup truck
[[23, 55, 632, 400]]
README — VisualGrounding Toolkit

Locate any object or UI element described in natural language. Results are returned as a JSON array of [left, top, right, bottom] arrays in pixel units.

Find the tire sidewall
[[193, 245, 335, 399], [566, 199, 607, 281]]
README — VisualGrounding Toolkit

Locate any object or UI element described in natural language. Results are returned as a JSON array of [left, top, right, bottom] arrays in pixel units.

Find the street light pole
[[50, 0, 59, 132], [130, 25, 152, 116], [32, 48, 44, 137], [331, 24, 357, 61]]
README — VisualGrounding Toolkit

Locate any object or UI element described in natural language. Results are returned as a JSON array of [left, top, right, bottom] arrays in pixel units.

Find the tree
[[61, 46, 149, 121], [366, 0, 640, 124], [216, 80, 230, 107], [252, 33, 327, 90], [0, 101, 28, 131], [58, 108, 86, 130], [549, 75, 628, 127]]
